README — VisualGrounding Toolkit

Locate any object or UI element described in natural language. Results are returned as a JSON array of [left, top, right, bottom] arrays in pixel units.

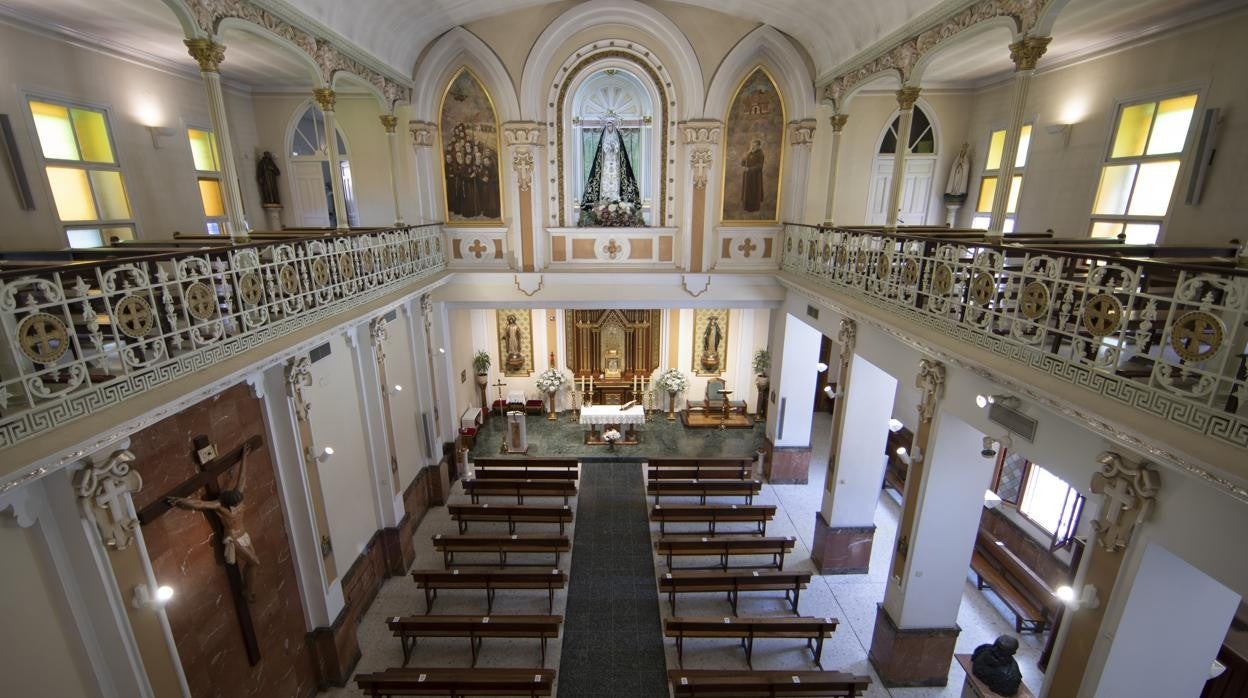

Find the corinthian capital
[[789, 119, 817, 147], [896, 86, 921, 111], [829, 114, 849, 133], [379, 114, 398, 134], [312, 88, 336, 112], [184, 39, 225, 73], [1010, 36, 1052, 72], [409, 121, 436, 148]]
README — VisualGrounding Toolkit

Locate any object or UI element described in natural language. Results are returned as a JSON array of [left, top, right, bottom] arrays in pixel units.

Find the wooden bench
[[656, 535, 796, 571], [665, 616, 840, 667], [356, 667, 554, 697], [463, 478, 577, 505], [410, 569, 566, 614], [648, 467, 753, 480], [432, 534, 571, 568], [449, 504, 574, 534], [649, 457, 754, 479], [648, 479, 762, 505], [651, 504, 776, 536], [387, 614, 562, 666], [471, 469, 579, 481], [667, 670, 870, 697], [658, 570, 811, 616], [473, 457, 579, 471], [969, 530, 1059, 633]]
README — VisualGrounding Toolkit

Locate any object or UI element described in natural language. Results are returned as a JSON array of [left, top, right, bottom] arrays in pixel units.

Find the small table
[[580, 405, 645, 444]]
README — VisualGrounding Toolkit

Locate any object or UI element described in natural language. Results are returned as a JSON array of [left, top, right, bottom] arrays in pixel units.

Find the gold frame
[[496, 309, 535, 377], [719, 65, 786, 226], [692, 308, 730, 377], [438, 66, 505, 227]]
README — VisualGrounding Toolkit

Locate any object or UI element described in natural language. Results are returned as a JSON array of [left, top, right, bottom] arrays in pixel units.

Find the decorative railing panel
[[781, 224, 1248, 449], [0, 225, 445, 450]]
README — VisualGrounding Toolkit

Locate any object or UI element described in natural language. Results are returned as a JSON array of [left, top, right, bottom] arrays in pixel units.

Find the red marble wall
[[129, 383, 317, 698]]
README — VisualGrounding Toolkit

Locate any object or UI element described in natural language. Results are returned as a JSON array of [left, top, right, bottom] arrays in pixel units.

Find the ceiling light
[[887, 418, 903, 433]]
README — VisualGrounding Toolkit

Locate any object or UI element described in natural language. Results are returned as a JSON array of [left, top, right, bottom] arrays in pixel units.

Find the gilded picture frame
[[439, 67, 505, 226], [692, 308, 730, 377], [496, 309, 534, 377], [719, 66, 786, 225]]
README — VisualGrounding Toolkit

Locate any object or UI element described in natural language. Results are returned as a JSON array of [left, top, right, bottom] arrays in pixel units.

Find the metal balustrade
[[780, 223, 1248, 449], [0, 224, 446, 450]]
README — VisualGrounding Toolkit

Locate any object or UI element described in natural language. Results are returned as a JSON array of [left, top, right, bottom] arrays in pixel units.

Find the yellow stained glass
[[66, 228, 103, 248], [1090, 221, 1124, 239], [1123, 223, 1160, 245], [198, 178, 225, 217], [1111, 102, 1156, 158], [976, 177, 997, 213], [1006, 175, 1023, 214], [1093, 164, 1136, 215], [1146, 94, 1197, 155], [1127, 160, 1180, 216], [985, 130, 1006, 170], [71, 108, 114, 163], [30, 101, 80, 161], [188, 128, 220, 172], [1015, 125, 1032, 168], [46, 166, 96, 221], [89, 170, 131, 220]]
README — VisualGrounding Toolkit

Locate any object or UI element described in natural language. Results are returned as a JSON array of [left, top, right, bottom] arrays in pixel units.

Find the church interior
[[2, 0, 1248, 696]]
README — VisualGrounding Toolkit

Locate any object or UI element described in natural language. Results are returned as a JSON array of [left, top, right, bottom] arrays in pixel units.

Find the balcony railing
[[781, 223, 1248, 450], [0, 224, 445, 451]]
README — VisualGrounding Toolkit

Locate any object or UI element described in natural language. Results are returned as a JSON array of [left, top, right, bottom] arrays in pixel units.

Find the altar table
[[579, 405, 645, 443]]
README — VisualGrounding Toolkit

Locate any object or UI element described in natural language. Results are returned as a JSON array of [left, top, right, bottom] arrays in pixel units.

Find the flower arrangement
[[578, 199, 644, 227], [656, 368, 687, 394], [535, 367, 567, 393], [602, 428, 621, 443]]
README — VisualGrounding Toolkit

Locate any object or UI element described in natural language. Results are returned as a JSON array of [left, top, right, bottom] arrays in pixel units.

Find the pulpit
[[504, 411, 529, 454]]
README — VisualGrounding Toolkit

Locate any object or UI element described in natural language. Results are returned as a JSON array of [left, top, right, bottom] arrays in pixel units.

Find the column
[[763, 312, 822, 484], [680, 120, 721, 272], [313, 88, 349, 231], [988, 36, 1050, 236], [185, 39, 248, 241], [787, 119, 816, 223], [379, 114, 404, 226], [885, 87, 921, 229], [811, 319, 899, 574], [345, 320, 403, 527], [407, 121, 439, 222], [823, 114, 849, 224], [503, 122, 545, 272]]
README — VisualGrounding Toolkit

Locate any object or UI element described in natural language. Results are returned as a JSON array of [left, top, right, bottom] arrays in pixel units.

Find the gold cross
[[468, 240, 488, 259], [738, 238, 758, 258]]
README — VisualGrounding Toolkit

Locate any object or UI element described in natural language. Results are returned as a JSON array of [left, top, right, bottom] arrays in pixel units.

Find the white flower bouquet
[[578, 199, 644, 227], [602, 428, 621, 442], [535, 367, 567, 393], [656, 368, 687, 394]]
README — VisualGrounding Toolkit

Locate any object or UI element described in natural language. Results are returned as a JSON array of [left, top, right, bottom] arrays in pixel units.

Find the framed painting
[[439, 67, 503, 226], [720, 67, 785, 225], [692, 308, 729, 377], [496, 309, 534, 377]]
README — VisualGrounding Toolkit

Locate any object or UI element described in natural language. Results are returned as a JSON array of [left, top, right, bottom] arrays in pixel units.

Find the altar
[[579, 404, 645, 445]]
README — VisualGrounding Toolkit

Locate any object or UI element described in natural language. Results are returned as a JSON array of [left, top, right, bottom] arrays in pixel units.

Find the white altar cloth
[[507, 390, 526, 404], [579, 405, 645, 425]]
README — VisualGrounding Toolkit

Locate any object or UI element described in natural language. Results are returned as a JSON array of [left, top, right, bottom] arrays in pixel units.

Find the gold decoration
[[1169, 310, 1225, 362], [829, 114, 849, 132], [496, 309, 534, 377], [835, 246, 849, 269], [238, 272, 263, 306], [185, 282, 216, 321], [693, 308, 730, 376], [378, 114, 398, 133], [1020, 281, 1049, 320], [17, 313, 70, 364], [895, 86, 921, 111], [876, 254, 892, 280], [279, 264, 300, 294], [1082, 293, 1123, 337], [337, 253, 354, 280], [380, 245, 393, 269], [312, 88, 336, 112], [184, 39, 225, 73], [932, 264, 954, 296], [971, 272, 996, 306], [901, 259, 920, 286], [1009, 36, 1052, 72], [113, 295, 154, 339], [311, 258, 331, 288]]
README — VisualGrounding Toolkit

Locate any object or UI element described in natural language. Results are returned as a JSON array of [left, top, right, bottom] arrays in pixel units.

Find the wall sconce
[[983, 489, 1002, 509], [387, 384, 403, 397], [1054, 584, 1099, 609], [1210, 659, 1227, 680], [976, 394, 1020, 410], [146, 125, 176, 149], [888, 418, 904, 433], [815, 362, 829, 373], [315, 446, 335, 463], [980, 434, 1012, 458], [1046, 123, 1073, 148], [895, 446, 922, 466], [132, 584, 174, 610], [822, 385, 839, 398]]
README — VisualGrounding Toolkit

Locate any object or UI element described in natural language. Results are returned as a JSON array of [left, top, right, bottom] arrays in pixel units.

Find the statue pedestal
[[955, 655, 1033, 698], [945, 203, 962, 228], [262, 203, 283, 231]]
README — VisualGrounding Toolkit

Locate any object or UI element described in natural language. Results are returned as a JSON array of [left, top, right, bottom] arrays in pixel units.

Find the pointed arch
[[332, 71, 388, 112], [438, 67, 505, 225], [705, 26, 814, 122], [719, 66, 786, 224], [413, 27, 518, 123]]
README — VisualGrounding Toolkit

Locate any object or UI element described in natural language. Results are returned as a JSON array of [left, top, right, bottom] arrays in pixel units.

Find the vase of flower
[[603, 428, 621, 450], [535, 367, 567, 422], [656, 368, 687, 422]]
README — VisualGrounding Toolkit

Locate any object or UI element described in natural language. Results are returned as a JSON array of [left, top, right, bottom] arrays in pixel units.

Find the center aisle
[[557, 460, 667, 697]]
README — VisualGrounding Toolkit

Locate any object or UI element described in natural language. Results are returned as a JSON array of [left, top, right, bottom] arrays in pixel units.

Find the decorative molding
[[286, 356, 314, 422], [895, 86, 922, 110], [512, 149, 535, 192], [680, 120, 722, 145], [244, 370, 266, 400], [681, 274, 712, 298], [378, 114, 398, 133], [789, 119, 817, 147], [514, 275, 545, 298], [370, 317, 389, 362], [184, 38, 224, 73], [1009, 35, 1052, 71], [915, 358, 946, 423], [74, 450, 142, 550], [690, 147, 713, 190], [502, 122, 545, 147], [837, 318, 857, 359], [408, 120, 436, 148], [0, 486, 38, 527], [312, 87, 336, 111], [1090, 452, 1160, 553], [829, 114, 849, 132]]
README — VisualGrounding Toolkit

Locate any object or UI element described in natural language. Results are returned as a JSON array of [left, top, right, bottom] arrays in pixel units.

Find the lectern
[[505, 411, 529, 454]]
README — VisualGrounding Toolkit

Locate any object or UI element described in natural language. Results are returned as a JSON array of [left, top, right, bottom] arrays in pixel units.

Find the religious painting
[[439, 68, 503, 225], [693, 308, 730, 376], [720, 67, 785, 224], [496, 309, 534, 376]]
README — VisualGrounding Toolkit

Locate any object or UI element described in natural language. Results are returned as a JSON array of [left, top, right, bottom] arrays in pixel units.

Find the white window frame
[[187, 124, 227, 235], [970, 121, 1033, 233]]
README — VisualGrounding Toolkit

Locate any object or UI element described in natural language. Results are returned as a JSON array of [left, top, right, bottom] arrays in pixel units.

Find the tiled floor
[[331, 411, 1047, 697]]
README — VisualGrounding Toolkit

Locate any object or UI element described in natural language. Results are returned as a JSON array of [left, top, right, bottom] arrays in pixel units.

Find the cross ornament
[[467, 239, 489, 259], [1089, 451, 1159, 552], [737, 238, 758, 258], [76, 450, 143, 550]]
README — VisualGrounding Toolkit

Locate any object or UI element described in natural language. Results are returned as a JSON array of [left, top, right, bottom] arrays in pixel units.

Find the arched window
[[286, 102, 358, 227], [570, 68, 654, 224], [878, 106, 936, 155]]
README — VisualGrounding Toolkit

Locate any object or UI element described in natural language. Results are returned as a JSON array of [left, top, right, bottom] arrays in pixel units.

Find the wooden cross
[[137, 434, 264, 666]]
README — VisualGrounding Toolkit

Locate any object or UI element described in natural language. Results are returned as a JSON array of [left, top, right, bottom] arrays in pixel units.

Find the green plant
[[472, 351, 491, 374], [752, 349, 771, 375]]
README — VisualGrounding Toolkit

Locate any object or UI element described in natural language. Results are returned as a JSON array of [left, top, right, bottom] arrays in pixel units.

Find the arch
[[437, 67, 505, 225], [909, 16, 1019, 85], [283, 99, 360, 227], [836, 69, 904, 113], [216, 17, 325, 88], [519, 0, 703, 120], [413, 27, 518, 123], [705, 26, 815, 121], [1033, 0, 1076, 38], [156, 0, 202, 39], [718, 65, 787, 225], [331, 71, 388, 112], [872, 100, 942, 157]]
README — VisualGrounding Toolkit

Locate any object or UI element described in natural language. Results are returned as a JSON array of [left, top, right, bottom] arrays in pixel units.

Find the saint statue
[[741, 139, 765, 213], [166, 445, 261, 601], [700, 316, 723, 372], [581, 118, 641, 217], [256, 151, 281, 206], [945, 143, 971, 200], [970, 635, 1023, 696], [503, 314, 524, 372]]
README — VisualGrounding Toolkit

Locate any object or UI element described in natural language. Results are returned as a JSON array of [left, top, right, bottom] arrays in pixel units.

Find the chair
[[702, 378, 726, 415]]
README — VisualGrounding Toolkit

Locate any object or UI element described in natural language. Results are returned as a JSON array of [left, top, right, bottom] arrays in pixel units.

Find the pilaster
[[503, 122, 546, 271], [680, 120, 721, 272]]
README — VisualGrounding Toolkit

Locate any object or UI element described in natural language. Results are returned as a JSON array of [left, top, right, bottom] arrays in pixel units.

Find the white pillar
[[185, 40, 248, 241], [766, 313, 822, 448], [823, 114, 848, 224], [988, 37, 1050, 236], [407, 121, 440, 223], [380, 114, 404, 226], [885, 87, 921, 229], [821, 354, 896, 524], [314, 89, 350, 231], [345, 321, 403, 526]]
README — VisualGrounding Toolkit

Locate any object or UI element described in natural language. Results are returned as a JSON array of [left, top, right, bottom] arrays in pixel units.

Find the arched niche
[[864, 100, 944, 226], [284, 100, 359, 227]]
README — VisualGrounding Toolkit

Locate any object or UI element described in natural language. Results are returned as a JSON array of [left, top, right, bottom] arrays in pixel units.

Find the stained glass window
[[188, 128, 227, 233], [973, 125, 1031, 230]]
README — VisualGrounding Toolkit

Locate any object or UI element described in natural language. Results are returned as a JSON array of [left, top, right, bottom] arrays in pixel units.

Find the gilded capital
[[829, 114, 849, 133], [312, 88, 336, 112], [184, 39, 225, 73], [1009, 36, 1051, 72], [379, 114, 398, 134], [896, 86, 921, 111]]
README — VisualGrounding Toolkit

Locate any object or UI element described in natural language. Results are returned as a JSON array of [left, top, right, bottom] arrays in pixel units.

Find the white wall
[[823, 354, 897, 526]]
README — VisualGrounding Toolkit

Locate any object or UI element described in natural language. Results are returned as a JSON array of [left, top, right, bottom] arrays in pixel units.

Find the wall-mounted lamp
[[437, 347, 446, 354], [981, 435, 1012, 458], [146, 125, 176, 149], [815, 362, 829, 373], [132, 584, 174, 610], [387, 384, 403, 397], [1046, 123, 1073, 148], [887, 418, 904, 433], [315, 446, 335, 463], [895, 446, 922, 466], [976, 394, 1020, 410], [983, 489, 1002, 510], [1054, 584, 1099, 610], [822, 385, 839, 398]]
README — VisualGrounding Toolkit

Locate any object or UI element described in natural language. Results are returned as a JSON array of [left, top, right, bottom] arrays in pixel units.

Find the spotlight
[[387, 384, 403, 396], [1054, 584, 1099, 610], [895, 447, 907, 457], [887, 418, 903, 433], [975, 394, 989, 409], [132, 584, 174, 610], [980, 436, 998, 458], [315, 446, 335, 463], [815, 362, 829, 373], [977, 394, 1021, 410]]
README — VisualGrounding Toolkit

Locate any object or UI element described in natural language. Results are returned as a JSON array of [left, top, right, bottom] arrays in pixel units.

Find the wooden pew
[[462, 478, 577, 505], [648, 467, 753, 480], [656, 535, 796, 571], [648, 479, 762, 505], [650, 504, 776, 536], [432, 533, 570, 568], [410, 569, 566, 614], [473, 457, 580, 471], [668, 670, 870, 697], [665, 616, 840, 667], [471, 469, 578, 481], [448, 504, 574, 534], [658, 570, 811, 615], [649, 457, 755, 479], [969, 529, 1059, 633], [356, 667, 555, 697], [387, 614, 562, 667]]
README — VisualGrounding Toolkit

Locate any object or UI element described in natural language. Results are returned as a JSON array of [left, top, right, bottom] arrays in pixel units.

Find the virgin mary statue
[[581, 120, 640, 213]]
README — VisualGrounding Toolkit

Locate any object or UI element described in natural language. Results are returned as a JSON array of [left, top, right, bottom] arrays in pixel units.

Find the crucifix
[[137, 434, 265, 666], [492, 379, 508, 417]]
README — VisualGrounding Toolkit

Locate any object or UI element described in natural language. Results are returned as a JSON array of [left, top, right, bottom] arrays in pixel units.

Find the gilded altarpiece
[[496, 309, 534, 376], [693, 308, 730, 376], [565, 309, 661, 377]]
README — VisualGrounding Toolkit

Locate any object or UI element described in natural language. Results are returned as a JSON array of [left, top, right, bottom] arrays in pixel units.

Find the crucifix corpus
[[137, 434, 265, 666]]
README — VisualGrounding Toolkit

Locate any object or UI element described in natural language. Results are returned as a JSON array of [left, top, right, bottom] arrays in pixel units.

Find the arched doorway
[[286, 101, 359, 228], [865, 105, 938, 225]]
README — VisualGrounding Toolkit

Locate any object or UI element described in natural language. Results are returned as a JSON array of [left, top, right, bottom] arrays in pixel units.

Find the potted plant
[[473, 351, 491, 385], [752, 349, 771, 418], [656, 368, 687, 421]]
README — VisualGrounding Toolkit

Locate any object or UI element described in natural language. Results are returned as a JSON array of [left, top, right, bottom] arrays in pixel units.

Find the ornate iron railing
[[0, 224, 446, 450], [781, 223, 1248, 449]]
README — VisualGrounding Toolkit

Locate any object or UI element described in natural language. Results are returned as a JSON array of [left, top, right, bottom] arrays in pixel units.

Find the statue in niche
[[166, 445, 261, 601], [945, 143, 971, 201], [579, 117, 642, 226], [256, 151, 281, 206], [740, 139, 765, 212], [970, 635, 1023, 696], [701, 316, 723, 372], [503, 313, 524, 372]]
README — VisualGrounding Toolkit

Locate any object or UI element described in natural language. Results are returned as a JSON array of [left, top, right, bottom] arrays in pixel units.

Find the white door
[[290, 159, 330, 227], [865, 156, 936, 226]]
